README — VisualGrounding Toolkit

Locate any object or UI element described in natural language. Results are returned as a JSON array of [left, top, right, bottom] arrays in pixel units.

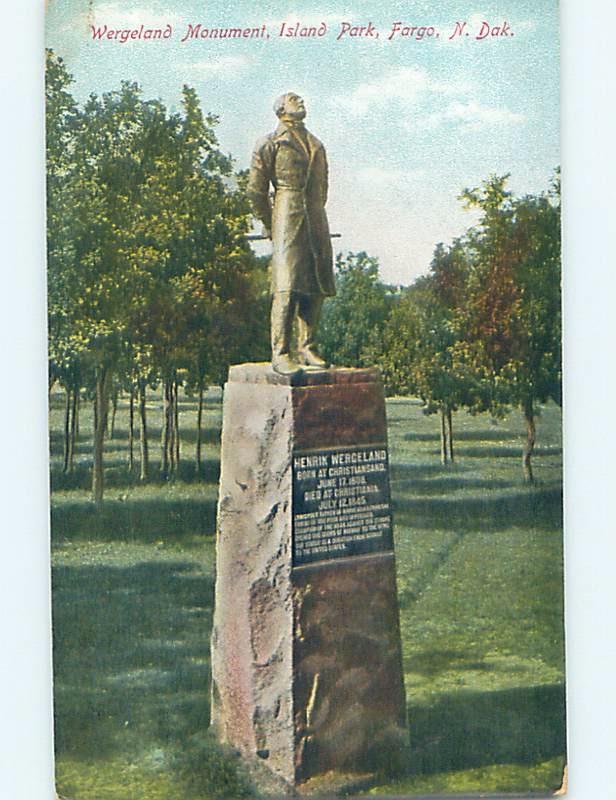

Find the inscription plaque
[[292, 444, 393, 566]]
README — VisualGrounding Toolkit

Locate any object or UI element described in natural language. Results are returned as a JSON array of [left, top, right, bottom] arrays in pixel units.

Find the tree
[[70, 82, 176, 501], [378, 173, 561, 478], [46, 54, 271, 498], [46, 50, 84, 472], [379, 268, 471, 464], [458, 173, 561, 481], [127, 87, 268, 477], [319, 252, 395, 367]]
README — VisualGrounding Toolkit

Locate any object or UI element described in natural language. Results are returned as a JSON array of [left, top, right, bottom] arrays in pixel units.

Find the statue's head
[[273, 92, 306, 122]]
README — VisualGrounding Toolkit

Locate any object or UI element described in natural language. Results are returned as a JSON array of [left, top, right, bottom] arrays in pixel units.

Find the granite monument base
[[210, 364, 407, 791]]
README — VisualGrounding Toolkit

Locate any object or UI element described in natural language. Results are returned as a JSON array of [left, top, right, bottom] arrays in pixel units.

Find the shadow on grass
[[407, 683, 566, 776], [49, 428, 141, 455], [178, 427, 222, 445], [407, 649, 531, 679], [52, 560, 214, 761], [50, 456, 221, 492], [50, 426, 221, 459], [51, 494, 217, 543], [403, 428, 521, 443], [394, 486, 563, 533], [50, 442, 147, 462], [389, 463, 455, 481], [455, 428, 524, 442], [393, 476, 515, 495], [454, 444, 562, 459]]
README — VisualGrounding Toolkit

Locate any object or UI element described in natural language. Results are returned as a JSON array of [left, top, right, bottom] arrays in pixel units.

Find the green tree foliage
[[45, 50, 268, 501], [319, 251, 396, 367], [46, 50, 93, 475], [378, 248, 475, 464]]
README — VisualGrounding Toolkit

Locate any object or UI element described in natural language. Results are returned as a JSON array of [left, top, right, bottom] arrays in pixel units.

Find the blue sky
[[46, 0, 559, 285]]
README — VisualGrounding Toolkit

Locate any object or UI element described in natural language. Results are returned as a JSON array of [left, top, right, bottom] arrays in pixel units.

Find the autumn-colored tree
[[458, 173, 561, 481], [379, 174, 561, 476]]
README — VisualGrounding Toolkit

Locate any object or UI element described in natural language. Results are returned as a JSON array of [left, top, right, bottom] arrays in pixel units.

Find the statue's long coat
[[248, 122, 335, 297]]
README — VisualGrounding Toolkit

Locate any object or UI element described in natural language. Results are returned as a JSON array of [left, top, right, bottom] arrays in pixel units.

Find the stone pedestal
[[210, 364, 407, 789]]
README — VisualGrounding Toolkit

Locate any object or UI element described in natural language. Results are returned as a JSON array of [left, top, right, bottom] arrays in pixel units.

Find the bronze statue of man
[[248, 92, 335, 375]]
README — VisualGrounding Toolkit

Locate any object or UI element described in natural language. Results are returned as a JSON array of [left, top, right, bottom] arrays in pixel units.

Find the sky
[[46, 0, 559, 285]]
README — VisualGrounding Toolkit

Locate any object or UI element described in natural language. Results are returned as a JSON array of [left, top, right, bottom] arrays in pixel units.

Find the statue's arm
[[247, 138, 274, 235], [312, 144, 329, 207], [321, 148, 329, 207]]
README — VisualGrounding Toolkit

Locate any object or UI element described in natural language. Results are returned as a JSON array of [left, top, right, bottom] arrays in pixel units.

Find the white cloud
[[180, 55, 252, 78], [426, 101, 525, 131], [339, 66, 476, 116], [340, 63, 524, 135], [340, 66, 432, 115], [90, 3, 182, 30]]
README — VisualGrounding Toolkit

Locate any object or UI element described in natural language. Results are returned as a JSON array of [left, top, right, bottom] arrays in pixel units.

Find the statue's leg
[[297, 294, 328, 368], [271, 291, 302, 375]]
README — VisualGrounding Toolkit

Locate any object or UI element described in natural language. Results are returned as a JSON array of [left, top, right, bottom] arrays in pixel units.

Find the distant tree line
[[322, 173, 561, 483]]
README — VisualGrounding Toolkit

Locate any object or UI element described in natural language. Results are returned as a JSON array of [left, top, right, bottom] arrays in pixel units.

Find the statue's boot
[[271, 291, 302, 376], [272, 354, 303, 376], [298, 295, 329, 369]]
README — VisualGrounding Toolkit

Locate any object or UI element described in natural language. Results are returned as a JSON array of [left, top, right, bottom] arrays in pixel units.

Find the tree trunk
[[447, 407, 455, 463], [93, 395, 98, 440], [522, 398, 536, 483], [92, 365, 110, 505], [75, 391, 80, 439], [68, 386, 78, 472], [139, 381, 149, 482], [109, 386, 119, 439], [62, 385, 71, 474], [161, 380, 171, 478], [195, 382, 204, 475], [174, 378, 180, 470], [128, 385, 135, 472], [168, 380, 176, 475], [439, 408, 448, 464]]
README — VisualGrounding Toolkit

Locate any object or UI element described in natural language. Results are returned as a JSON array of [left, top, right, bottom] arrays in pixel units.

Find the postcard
[[45, 1, 565, 797]]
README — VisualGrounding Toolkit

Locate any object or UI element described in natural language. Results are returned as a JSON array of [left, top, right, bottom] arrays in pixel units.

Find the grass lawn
[[50, 389, 565, 798]]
